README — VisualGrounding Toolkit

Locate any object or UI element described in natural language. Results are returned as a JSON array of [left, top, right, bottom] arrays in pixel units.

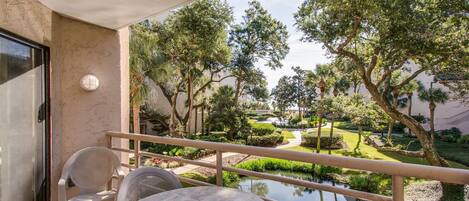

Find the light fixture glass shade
[[80, 74, 100, 91]]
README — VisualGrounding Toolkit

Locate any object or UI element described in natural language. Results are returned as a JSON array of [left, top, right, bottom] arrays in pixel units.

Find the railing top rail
[[107, 131, 469, 185]]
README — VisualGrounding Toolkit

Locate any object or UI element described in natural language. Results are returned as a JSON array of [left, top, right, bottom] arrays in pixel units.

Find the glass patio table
[[139, 186, 263, 201]]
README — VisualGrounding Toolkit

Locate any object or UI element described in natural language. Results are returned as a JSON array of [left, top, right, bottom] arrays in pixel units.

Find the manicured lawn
[[284, 128, 468, 169], [281, 129, 295, 139], [390, 136, 469, 167]]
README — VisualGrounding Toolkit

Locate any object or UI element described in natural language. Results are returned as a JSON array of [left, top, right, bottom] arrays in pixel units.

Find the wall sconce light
[[80, 74, 100, 91]]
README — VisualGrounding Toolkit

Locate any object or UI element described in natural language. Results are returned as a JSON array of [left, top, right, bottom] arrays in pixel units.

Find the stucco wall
[[348, 62, 469, 134], [1, 0, 130, 200]]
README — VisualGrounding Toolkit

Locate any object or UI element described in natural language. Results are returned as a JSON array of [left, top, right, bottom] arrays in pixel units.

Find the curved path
[[172, 129, 303, 174]]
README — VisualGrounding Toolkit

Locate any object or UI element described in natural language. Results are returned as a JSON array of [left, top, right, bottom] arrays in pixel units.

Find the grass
[[390, 135, 469, 167], [284, 128, 468, 169], [281, 129, 295, 139]]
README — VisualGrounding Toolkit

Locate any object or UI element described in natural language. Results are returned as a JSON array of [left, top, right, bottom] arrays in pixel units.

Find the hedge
[[250, 122, 276, 135], [247, 133, 284, 147], [301, 131, 343, 149]]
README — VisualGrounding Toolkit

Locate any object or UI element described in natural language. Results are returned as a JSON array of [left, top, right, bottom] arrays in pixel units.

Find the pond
[[237, 171, 355, 201]]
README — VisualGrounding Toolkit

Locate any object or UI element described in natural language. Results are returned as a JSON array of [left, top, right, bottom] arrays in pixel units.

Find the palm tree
[[401, 80, 419, 135], [327, 67, 350, 154], [129, 24, 170, 134], [306, 64, 334, 153], [129, 25, 151, 134], [418, 82, 449, 143]]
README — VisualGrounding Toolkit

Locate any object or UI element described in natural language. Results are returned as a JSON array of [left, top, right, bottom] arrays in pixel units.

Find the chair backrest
[[117, 167, 182, 201], [61, 147, 120, 193]]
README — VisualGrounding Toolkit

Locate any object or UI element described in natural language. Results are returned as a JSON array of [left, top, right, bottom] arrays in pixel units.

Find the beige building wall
[[1, 0, 130, 200], [348, 62, 469, 134]]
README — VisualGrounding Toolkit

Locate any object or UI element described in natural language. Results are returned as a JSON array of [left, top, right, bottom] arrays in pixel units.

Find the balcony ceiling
[[38, 0, 191, 29]]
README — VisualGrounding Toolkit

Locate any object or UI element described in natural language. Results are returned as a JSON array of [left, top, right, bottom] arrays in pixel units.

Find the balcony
[[106, 131, 469, 201]]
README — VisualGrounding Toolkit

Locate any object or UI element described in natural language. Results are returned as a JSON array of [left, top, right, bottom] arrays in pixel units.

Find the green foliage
[[438, 127, 462, 142], [301, 131, 343, 149], [208, 172, 241, 188], [289, 115, 302, 125], [206, 86, 251, 139], [271, 76, 295, 115], [457, 135, 469, 145], [236, 158, 342, 179], [250, 122, 276, 135], [229, 0, 289, 101], [247, 133, 284, 147], [348, 174, 392, 195], [140, 107, 169, 134]]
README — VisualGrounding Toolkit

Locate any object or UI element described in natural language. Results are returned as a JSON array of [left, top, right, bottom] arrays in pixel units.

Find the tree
[[295, 0, 466, 168], [418, 83, 449, 143], [271, 76, 296, 120], [206, 86, 251, 140], [129, 24, 159, 134], [327, 63, 350, 153], [343, 95, 381, 153], [229, 0, 289, 102], [402, 80, 419, 136], [151, 0, 233, 135], [306, 64, 334, 153], [295, 1, 467, 196]]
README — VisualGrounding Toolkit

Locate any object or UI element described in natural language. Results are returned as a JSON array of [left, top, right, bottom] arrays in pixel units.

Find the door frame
[[0, 28, 51, 201]]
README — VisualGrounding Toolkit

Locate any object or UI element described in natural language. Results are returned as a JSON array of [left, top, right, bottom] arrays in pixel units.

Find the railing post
[[106, 134, 112, 149], [216, 151, 223, 186], [106, 134, 112, 190], [134, 140, 140, 168], [392, 175, 404, 201]]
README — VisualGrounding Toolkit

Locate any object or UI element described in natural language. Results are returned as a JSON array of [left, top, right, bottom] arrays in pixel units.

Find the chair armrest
[[58, 178, 67, 201], [115, 167, 125, 190]]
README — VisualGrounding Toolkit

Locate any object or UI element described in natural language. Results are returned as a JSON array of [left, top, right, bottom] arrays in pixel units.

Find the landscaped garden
[[128, 0, 469, 200]]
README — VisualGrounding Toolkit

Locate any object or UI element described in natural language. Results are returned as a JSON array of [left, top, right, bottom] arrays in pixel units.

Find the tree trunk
[[132, 103, 141, 134], [194, 107, 198, 134], [169, 92, 178, 136], [329, 115, 335, 155], [316, 87, 325, 154], [186, 74, 194, 135], [387, 120, 394, 144], [429, 102, 436, 144], [234, 77, 242, 103], [407, 94, 413, 136], [387, 95, 398, 145], [354, 126, 362, 154], [201, 105, 205, 134], [298, 102, 302, 120], [361, 77, 447, 167]]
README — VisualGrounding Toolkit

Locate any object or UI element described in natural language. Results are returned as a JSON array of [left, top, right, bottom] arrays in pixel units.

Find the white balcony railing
[[106, 131, 469, 201]]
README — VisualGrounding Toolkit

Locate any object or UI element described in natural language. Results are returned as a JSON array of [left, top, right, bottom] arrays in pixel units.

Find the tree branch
[[366, 47, 380, 79], [337, 16, 361, 52], [393, 67, 427, 89]]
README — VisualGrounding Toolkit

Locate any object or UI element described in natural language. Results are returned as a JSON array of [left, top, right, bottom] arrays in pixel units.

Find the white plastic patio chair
[[116, 167, 182, 201], [58, 146, 125, 201]]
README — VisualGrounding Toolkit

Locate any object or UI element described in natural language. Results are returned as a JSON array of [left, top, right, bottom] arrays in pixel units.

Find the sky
[[227, 0, 331, 91]]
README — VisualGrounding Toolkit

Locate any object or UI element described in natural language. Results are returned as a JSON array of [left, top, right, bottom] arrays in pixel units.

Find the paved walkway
[[172, 129, 303, 174], [276, 130, 302, 149]]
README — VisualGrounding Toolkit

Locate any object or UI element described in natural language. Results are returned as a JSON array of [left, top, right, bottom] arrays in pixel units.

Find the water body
[[237, 171, 356, 201]]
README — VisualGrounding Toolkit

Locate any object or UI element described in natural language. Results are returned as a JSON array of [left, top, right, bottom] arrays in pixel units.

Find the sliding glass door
[[0, 31, 48, 201]]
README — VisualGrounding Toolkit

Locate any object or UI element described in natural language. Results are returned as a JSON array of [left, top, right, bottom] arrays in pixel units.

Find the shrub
[[189, 134, 228, 143], [348, 174, 391, 195], [236, 158, 342, 179], [247, 133, 284, 147], [208, 172, 240, 187], [438, 127, 462, 142], [250, 122, 276, 135], [301, 131, 343, 149], [289, 115, 302, 125], [457, 135, 469, 144]]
